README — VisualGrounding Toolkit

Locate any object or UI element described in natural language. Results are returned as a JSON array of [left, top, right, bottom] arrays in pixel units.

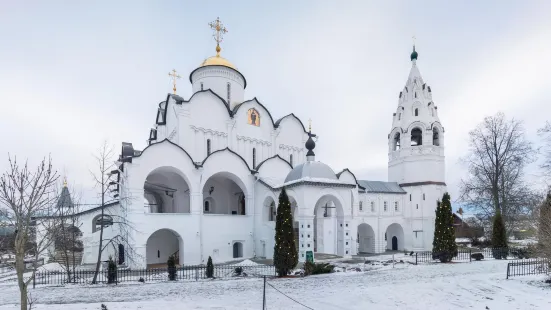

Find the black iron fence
[[413, 247, 517, 265], [506, 258, 549, 279], [0, 264, 276, 286]]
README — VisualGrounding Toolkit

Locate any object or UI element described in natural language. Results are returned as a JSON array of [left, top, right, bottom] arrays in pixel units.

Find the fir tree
[[432, 192, 458, 262], [491, 211, 508, 259], [167, 255, 177, 280], [206, 256, 214, 278], [273, 187, 298, 277]]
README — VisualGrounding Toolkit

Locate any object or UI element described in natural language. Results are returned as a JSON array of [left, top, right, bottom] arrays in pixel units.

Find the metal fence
[[506, 258, 549, 279], [0, 264, 276, 286], [413, 247, 515, 265]]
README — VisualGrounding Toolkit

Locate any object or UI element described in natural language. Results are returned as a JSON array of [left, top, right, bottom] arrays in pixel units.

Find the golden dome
[[200, 55, 236, 70]]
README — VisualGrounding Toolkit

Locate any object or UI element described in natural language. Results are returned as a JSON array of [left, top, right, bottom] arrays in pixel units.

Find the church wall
[[191, 66, 245, 106], [202, 215, 253, 263], [275, 117, 308, 167]]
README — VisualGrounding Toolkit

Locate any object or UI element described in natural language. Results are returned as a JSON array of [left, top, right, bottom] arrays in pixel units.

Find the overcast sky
[[1, 1, 551, 208]]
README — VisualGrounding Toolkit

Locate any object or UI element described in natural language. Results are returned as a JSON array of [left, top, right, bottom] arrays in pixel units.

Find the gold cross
[[209, 17, 228, 56], [168, 69, 181, 94]]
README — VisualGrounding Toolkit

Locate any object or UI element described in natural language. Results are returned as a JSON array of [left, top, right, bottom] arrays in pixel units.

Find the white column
[[297, 216, 314, 262]]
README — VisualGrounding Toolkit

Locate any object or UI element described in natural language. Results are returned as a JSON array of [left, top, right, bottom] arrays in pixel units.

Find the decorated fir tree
[[432, 192, 458, 262], [491, 210, 508, 259], [273, 187, 298, 277]]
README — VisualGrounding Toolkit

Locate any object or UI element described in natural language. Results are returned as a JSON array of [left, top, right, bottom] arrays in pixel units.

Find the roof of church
[[56, 185, 74, 209], [357, 180, 406, 194], [284, 161, 338, 183]]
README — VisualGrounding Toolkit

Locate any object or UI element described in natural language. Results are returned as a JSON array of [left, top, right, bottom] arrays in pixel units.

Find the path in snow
[[0, 260, 549, 309]]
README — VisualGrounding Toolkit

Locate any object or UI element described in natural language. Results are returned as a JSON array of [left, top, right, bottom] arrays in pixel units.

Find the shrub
[[107, 256, 117, 284], [471, 253, 484, 261], [510, 247, 532, 259], [206, 256, 214, 278], [167, 255, 177, 281], [234, 267, 243, 276], [101, 304, 108, 310], [304, 262, 334, 276]]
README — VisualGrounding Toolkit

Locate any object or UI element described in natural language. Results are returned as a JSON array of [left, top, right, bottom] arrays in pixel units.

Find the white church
[[71, 18, 447, 269]]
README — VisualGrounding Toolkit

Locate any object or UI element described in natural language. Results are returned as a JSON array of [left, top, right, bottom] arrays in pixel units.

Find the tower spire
[[209, 17, 228, 57]]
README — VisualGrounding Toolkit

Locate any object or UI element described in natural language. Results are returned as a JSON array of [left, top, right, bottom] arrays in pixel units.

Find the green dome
[[410, 45, 418, 61]]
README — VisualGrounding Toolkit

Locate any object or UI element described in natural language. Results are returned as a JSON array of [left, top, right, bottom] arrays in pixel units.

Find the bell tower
[[387, 46, 446, 186]]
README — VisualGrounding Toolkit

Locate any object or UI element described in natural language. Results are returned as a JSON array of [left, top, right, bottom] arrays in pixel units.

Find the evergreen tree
[[491, 211, 508, 259], [206, 256, 214, 278], [273, 187, 298, 277], [167, 255, 176, 280], [432, 192, 458, 262]]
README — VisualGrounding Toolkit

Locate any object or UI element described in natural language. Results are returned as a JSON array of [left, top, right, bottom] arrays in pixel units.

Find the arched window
[[411, 128, 423, 146], [414, 108, 419, 116], [393, 132, 400, 151], [200, 82, 204, 91], [92, 214, 113, 233], [423, 193, 426, 200], [359, 201, 363, 211], [207, 139, 211, 155], [394, 202, 399, 211], [290, 154, 293, 166], [433, 128, 440, 146], [415, 92, 417, 98], [269, 201, 275, 221], [384, 201, 388, 212], [204, 200, 210, 213], [370, 201, 375, 212], [252, 148, 256, 169], [233, 242, 243, 258], [226, 82, 231, 104]]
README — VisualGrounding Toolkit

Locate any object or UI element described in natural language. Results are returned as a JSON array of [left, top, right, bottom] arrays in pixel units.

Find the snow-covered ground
[[0, 258, 548, 309]]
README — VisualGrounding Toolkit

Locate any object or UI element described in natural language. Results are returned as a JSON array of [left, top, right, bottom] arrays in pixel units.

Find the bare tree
[[0, 156, 59, 310], [459, 112, 539, 234], [90, 141, 136, 284], [538, 191, 551, 264]]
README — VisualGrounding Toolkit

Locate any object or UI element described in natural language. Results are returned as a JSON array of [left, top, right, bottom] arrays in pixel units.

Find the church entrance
[[202, 172, 247, 215], [385, 223, 404, 251], [146, 229, 182, 268], [313, 195, 344, 256], [357, 223, 375, 254]]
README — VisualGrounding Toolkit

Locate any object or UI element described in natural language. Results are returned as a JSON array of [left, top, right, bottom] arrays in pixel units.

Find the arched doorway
[[357, 223, 375, 254], [263, 196, 276, 222], [386, 223, 404, 251], [313, 195, 344, 256], [146, 229, 182, 268], [202, 172, 247, 215], [233, 242, 243, 258], [144, 167, 190, 213]]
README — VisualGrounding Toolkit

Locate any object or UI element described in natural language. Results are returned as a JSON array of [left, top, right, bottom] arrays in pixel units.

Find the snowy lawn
[[0, 259, 549, 309]]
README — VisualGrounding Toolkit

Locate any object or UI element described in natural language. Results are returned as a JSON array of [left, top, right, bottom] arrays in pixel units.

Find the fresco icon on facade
[[247, 108, 260, 126]]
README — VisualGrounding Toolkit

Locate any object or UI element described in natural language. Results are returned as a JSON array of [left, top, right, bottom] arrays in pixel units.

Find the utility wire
[[266, 282, 314, 310]]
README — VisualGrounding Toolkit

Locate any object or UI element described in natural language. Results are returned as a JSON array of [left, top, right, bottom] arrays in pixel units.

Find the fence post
[[195, 268, 198, 281], [33, 273, 36, 289], [469, 249, 472, 263], [506, 263, 510, 279], [262, 276, 267, 310], [415, 253, 418, 265], [393, 254, 395, 268]]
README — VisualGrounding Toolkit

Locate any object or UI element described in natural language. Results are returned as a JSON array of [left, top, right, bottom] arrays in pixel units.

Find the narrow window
[[416, 204, 419, 210], [384, 201, 388, 212], [269, 202, 275, 221], [415, 92, 417, 98], [359, 201, 363, 211], [398, 113, 401, 120], [157, 250, 160, 258], [393, 133, 400, 151], [423, 193, 425, 200], [394, 201, 398, 211], [411, 128, 423, 146], [204, 201, 210, 213], [414, 108, 419, 116], [409, 194, 411, 201], [227, 82, 231, 103], [200, 82, 204, 91], [385, 233, 387, 241], [290, 154, 293, 166], [252, 148, 256, 169], [207, 139, 211, 155], [370, 201, 375, 212]]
